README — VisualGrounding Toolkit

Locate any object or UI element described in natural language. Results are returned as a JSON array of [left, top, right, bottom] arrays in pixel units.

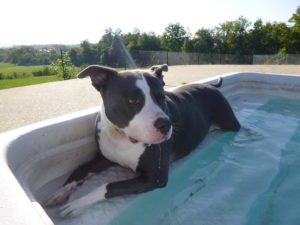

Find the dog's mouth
[[128, 129, 172, 145], [129, 136, 139, 144], [114, 126, 140, 144]]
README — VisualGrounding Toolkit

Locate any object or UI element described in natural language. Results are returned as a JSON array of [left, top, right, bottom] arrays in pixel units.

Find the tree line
[[0, 7, 299, 67]]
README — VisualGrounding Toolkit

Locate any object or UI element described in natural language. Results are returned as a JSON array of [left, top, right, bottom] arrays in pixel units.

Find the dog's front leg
[[59, 144, 170, 217]]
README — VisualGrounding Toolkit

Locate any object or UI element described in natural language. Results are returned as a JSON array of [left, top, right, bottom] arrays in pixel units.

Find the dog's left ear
[[150, 64, 168, 86], [77, 65, 117, 91]]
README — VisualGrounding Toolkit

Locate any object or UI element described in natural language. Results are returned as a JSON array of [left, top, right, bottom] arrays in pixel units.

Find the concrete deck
[[0, 65, 299, 133]]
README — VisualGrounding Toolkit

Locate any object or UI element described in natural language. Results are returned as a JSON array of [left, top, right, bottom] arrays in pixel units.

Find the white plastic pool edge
[[1, 72, 300, 225]]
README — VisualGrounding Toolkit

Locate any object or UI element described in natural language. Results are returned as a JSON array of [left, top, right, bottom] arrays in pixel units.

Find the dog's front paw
[[59, 200, 81, 217], [44, 181, 78, 207]]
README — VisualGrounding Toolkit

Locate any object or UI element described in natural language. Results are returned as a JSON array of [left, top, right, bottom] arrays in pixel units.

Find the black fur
[[63, 65, 240, 201]]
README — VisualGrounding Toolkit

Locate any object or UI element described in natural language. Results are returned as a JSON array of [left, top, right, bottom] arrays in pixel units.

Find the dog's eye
[[128, 97, 141, 105]]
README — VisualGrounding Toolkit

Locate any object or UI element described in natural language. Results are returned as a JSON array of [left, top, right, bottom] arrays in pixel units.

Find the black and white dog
[[45, 64, 240, 216]]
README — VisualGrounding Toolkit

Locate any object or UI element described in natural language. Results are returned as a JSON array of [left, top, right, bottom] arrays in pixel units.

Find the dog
[[45, 64, 240, 216]]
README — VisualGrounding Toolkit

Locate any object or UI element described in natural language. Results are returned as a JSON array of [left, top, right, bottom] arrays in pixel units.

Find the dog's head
[[78, 64, 172, 145]]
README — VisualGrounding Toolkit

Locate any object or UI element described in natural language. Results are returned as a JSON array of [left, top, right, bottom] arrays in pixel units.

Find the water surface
[[110, 94, 300, 225]]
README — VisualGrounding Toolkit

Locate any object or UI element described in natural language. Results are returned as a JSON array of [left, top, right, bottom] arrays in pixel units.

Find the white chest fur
[[96, 109, 146, 171]]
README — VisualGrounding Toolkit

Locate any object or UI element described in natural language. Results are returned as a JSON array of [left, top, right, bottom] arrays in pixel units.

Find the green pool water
[[110, 96, 300, 225]]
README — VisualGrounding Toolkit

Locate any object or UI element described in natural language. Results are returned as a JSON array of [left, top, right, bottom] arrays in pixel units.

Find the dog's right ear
[[77, 65, 117, 91], [150, 64, 168, 86]]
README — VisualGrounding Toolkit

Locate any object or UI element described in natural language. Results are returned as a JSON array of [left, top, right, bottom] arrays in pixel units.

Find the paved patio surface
[[0, 65, 299, 133]]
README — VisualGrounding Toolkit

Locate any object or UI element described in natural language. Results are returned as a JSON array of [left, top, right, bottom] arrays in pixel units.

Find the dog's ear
[[77, 65, 117, 91], [150, 64, 168, 86]]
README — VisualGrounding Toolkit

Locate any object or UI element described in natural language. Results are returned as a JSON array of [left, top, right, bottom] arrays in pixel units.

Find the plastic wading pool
[[1, 72, 300, 225]]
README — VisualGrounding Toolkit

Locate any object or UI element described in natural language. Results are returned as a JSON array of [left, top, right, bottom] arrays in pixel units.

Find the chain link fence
[[131, 50, 300, 67], [253, 54, 300, 64]]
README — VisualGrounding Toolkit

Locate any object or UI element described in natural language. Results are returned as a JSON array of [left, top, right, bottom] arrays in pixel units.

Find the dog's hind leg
[[59, 144, 170, 217], [44, 155, 114, 207], [213, 94, 240, 132], [64, 155, 115, 185]]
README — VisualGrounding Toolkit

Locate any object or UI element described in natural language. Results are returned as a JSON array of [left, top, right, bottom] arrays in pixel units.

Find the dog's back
[[165, 83, 240, 160]]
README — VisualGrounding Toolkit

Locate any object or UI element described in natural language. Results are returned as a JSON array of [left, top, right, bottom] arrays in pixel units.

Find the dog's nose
[[154, 117, 171, 134]]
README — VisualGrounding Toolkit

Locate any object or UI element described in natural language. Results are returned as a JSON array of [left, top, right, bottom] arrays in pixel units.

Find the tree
[[248, 19, 265, 54], [249, 20, 292, 54], [98, 28, 117, 66], [193, 28, 215, 53], [68, 47, 81, 66], [121, 28, 141, 51], [288, 7, 300, 53], [137, 32, 161, 51], [50, 49, 75, 80], [214, 16, 251, 54], [98, 28, 115, 49], [121, 30, 162, 51], [3, 46, 60, 66], [181, 38, 195, 52], [80, 40, 97, 64], [161, 23, 187, 51], [289, 6, 300, 29], [1, 9, 300, 67]]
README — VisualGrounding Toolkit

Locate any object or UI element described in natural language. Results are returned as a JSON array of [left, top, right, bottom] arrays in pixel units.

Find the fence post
[[60, 48, 66, 79], [166, 51, 169, 65]]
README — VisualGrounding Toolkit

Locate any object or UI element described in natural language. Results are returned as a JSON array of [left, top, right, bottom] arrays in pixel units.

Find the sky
[[1, 0, 299, 47]]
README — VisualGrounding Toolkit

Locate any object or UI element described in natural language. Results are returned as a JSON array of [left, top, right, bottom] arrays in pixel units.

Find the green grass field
[[0, 62, 59, 89], [0, 63, 48, 77], [0, 75, 57, 90], [0, 63, 136, 90]]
